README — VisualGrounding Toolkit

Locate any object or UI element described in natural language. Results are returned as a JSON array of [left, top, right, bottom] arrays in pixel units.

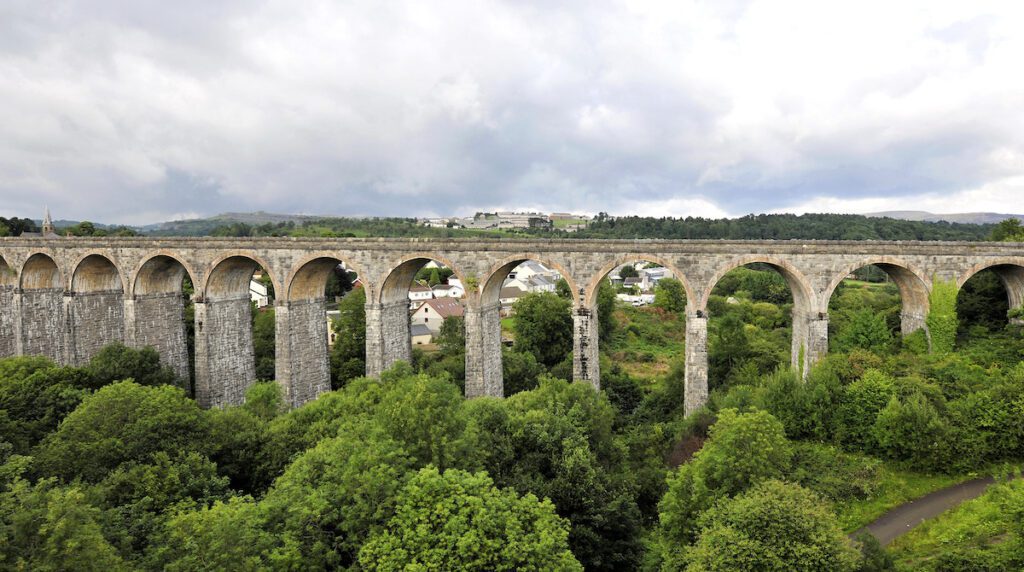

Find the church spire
[[42, 207, 54, 235]]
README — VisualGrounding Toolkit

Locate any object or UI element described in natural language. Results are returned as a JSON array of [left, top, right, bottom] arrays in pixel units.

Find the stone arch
[[20, 252, 62, 290], [702, 255, 819, 374], [132, 253, 197, 385], [701, 255, 816, 314], [133, 252, 199, 297], [0, 254, 16, 287], [18, 253, 65, 362], [822, 257, 931, 336], [0, 255, 16, 358], [481, 254, 578, 306], [957, 258, 1024, 321], [68, 253, 126, 365], [584, 254, 694, 310], [286, 253, 366, 302], [71, 253, 125, 293], [377, 253, 468, 305], [202, 253, 277, 302]]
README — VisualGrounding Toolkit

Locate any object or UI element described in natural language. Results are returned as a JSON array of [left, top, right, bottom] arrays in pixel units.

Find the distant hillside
[[140, 211, 327, 236], [866, 211, 1023, 225]]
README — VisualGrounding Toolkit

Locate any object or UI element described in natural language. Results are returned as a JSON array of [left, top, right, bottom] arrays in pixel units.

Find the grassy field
[[888, 476, 1024, 570], [604, 303, 685, 380], [833, 466, 972, 532]]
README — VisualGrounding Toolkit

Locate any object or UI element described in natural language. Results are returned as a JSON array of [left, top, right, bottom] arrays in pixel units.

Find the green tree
[[0, 477, 128, 571], [358, 467, 582, 572], [597, 280, 617, 342], [654, 278, 687, 314], [555, 277, 573, 299], [836, 369, 897, 450], [154, 496, 278, 572], [618, 265, 639, 279], [0, 356, 88, 453], [259, 431, 415, 568], [437, 315, 466, 355], [84, 343, 179, 389], [834, 309, 894, 354], [660, 409, 793, 545], [34, 381, 211, 483], [330, 286, 367, 388], [927, 278, 959, 354], [252, 307, 276, 380], [512, 292, 573, 368], [990, 218, 1024, 242], [873, 392, 951, 470], [502, 348, 543, 396], [685, 480, 859, 572]]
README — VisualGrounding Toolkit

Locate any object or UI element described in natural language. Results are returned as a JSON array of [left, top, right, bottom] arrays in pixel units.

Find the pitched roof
[[410, 324, 432, 337], [500, 287, 525, 300], [423, 297, 464, 318], [623, 277, 641, 286], [410, 284, 432, 292]]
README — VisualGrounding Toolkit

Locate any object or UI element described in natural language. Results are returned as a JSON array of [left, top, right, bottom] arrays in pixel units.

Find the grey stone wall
[[193, 297, 254, 408], [464, 301, 502, 397], [572, 306, 600, 390], [276, 299, 331, 407], [3, 235, 1024, 415], [67, 291, 124, 365], [20, 289, 65, 363], [0, 287, 15, 357], [134, 293, 190, 383], [684, 314, 708, 415]]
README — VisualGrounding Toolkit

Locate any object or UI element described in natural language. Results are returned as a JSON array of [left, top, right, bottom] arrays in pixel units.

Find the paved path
[[853, 476, 996, 546]]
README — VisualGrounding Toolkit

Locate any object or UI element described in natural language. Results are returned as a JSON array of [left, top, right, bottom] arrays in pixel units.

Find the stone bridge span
[[1, 236, 1021, 413]]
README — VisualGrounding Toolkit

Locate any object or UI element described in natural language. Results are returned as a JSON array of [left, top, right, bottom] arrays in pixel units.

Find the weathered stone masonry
[[1, 237, 1022, 414]]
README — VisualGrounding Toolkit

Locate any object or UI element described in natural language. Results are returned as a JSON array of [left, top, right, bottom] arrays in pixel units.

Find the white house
[[499, 286, 526, 315], [432, 283, 465, 298], [408, 283, 434, 309], [326, 310, 341, 346], [411, 297, 465, 336], [640, 267, 672, 290], [250, 279, 270, 308]]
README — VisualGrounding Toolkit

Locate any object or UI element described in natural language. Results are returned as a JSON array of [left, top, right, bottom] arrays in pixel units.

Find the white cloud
[[0, 0, 1022, 222]]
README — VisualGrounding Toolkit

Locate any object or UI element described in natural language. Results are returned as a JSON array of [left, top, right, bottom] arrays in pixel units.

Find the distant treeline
[[188, 213, 996, 241], [569, 213, 995, 241], [0, 217, 38, 237]]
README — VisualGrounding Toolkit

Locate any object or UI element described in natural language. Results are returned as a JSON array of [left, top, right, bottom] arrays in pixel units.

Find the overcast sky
[[1, 1, 1023, 224]]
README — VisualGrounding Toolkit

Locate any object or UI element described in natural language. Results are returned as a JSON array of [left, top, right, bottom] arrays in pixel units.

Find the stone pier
[[67, 290, 124, 365], [365, 299, 411, 377], [275, 298, 332, 408], [132, 292, 191, 383], [193, 297, 254, 408], [572, 304, 600, 390], [464, 301, 503, 397], [20, 288, 65, 363], [684, 313, 708, 415], [0, 286, 17, 358]]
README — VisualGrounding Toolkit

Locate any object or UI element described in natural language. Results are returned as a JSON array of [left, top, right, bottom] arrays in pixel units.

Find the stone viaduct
[[1, 236, 1021, 414]]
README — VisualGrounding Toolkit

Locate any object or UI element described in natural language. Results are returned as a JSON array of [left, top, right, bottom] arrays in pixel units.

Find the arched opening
[[376, 257, 465, 389], [0, 255, 16, 357], [705, 260, 815, 391], [479, 258, 575, 396], [587, 258, 690, 416], [68, 254, 125, 365], [825, 262, 930, 355], [19, 253, 64, 362], [195, 255, 275, 408], [957, 263, 1024, 350], [283, 256, 361, 407], [134, 254, 197, 393]]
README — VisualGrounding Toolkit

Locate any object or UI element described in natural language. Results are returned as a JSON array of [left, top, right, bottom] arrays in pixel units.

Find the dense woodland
[[2, 221, 1024, 570]]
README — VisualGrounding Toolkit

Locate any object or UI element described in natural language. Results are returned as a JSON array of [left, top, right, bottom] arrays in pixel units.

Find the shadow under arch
[[193, 253, 274, 408], [957, 258, 1024, 331], [279, 254, 367, 408], [18, 253, 65, 362], [132, 253, 200, 388], [68, 253, 126, 365], [823, 257, 931, 337], [0, 255, 16, 357]]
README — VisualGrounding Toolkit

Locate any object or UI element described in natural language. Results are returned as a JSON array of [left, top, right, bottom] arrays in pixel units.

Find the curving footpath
[[853, 476, 996, 546]]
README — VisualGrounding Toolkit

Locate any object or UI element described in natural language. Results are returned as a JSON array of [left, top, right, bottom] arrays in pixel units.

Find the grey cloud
[[0, 0, 1022, 223]]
